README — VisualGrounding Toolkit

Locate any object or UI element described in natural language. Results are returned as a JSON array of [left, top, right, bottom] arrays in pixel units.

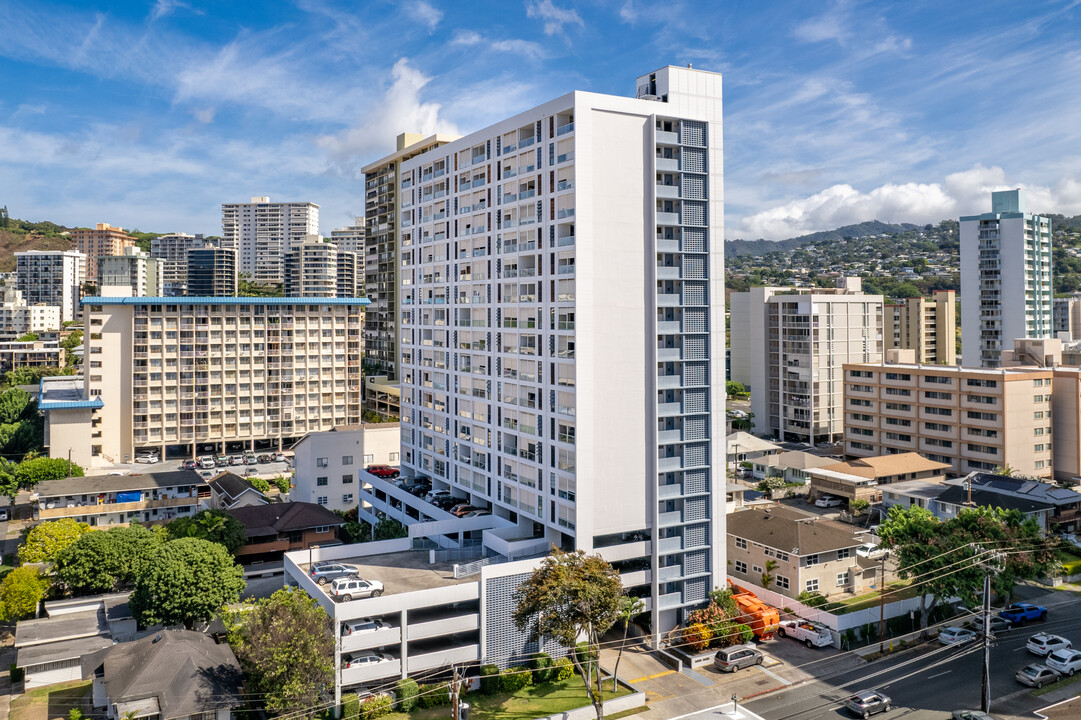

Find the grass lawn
[[380, 677, 632, 720], [833, 580, 919, 614], [0, 553, 14, 581], [9, 680, 92, 720], [1055, 548, 1081, 575], [1031, 669, 1081, 696]]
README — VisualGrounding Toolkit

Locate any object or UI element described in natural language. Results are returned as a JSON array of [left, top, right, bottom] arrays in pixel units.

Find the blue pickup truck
[[999, 603, 1047, 625]]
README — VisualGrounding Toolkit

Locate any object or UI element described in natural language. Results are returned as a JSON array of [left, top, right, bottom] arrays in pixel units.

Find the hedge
[[395, 678, 419, 712], [554, 656, 574, 681], [501, 666, 532, 693], [341, 693, 361, 720], [531, 652, 554, 684], [479, 663, 501, 694], [359, 695, 392, 720], [418, 683, 450, 708]]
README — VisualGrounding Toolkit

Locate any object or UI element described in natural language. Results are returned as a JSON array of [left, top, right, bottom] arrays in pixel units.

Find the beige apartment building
[[843, 362, 1053, 478], [884, 290, 956, 365], [70, 223, 136, 280], [71, 297, 368, 464]]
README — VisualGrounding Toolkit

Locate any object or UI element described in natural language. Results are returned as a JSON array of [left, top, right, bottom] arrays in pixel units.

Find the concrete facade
[[150, 232, 206, 296], [291, 423, 401, 511], [221, 196, 319, 285], [16, 250, 86, 323], [0, 286, 61, 338], [186, 246, 238, 296], [97, 247, 165, 297], [70, 223, 136, 281], [884, 290, 956, 365]]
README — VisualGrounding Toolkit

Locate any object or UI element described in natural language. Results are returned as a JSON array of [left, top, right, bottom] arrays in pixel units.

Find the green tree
[[60, 330, 83, 352], [761, 559, 779, 589], [130, 538, 245, 628], [55, 524, 164, 595], [14, 332, 39, 342], [18, 518, 91, 564], [0, 388, 45, 461], [0, 566, 49, 621], [725, 381, 747, 398], [610, 595, 645, 691], [373, 518, 407, 541], [226, 588, 334, 714], [849, 499, 870, 516], [246, 476, 270, 493], [513, 549, 623, 720], [165, 510, 247, 554], [15, 456, 84, 488]]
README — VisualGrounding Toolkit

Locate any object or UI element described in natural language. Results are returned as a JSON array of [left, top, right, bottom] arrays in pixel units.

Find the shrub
[[797, 590, 828, 608], [554, 656, 574, 681], [359, 694, 392, 720], [681, 622, 713, 653], [68, 709, 84, 720], [9, 663, 23, 683], [340, 694, 360, 720], [531, 652, 554, 684], [395, 678, 419, 712], [247, 477, 271, 493], [479, 663, 501, 694], [272, 475, 291, 493], [417, 683, 450, 708], [500, 666, 532, 693]]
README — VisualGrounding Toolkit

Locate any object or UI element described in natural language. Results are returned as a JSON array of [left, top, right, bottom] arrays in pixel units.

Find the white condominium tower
[[960, 189, 1053, 368], [398, 66, 725, 627], [221, 197, 319, 285]]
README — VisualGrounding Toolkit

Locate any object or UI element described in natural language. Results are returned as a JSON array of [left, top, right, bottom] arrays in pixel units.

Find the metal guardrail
[[453, 554, 507, 579]]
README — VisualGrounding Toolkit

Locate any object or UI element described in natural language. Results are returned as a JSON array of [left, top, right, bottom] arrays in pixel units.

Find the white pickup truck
[[777, 619, 833, 648]]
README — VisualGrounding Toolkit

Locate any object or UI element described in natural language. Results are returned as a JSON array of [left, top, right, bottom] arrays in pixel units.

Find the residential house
[[943, 473, 1081, 532], [880, 479, 1057, 529], [85, 629, 243, 720], [727, 505, 880, 599], [751, 450, 837, 485], [228, 501, 344, 560], [805, 453, 950, 505], [206, 472, 268, 510], [291, 423, 400, 511], [30, 470, 208, 526], [726, 432, 781, 470]]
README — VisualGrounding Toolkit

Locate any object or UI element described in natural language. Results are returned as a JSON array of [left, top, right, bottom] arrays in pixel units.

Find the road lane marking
[[628, 669, 676, 683], [927, 670, 952, 679]]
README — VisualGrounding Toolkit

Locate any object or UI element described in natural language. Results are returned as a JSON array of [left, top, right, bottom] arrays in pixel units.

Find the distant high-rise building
[[221, 197, 319, 286], [15, 250, 86, 322], [69, 223, 136, 280], [98, 247, 165, 297], [730, 279, 884, 444], [0, 286, 61, 339], [186, 246, 237, 296], [1053, 294, 1081, 340], [960, 189, 1053, 368], [336, 251, 361, 298], [362, 134, 458, 382], [329, 218, 366, 255], [151, 232, 206, 296], [283, 235, 338, 298], [884, 290, 956, 365]]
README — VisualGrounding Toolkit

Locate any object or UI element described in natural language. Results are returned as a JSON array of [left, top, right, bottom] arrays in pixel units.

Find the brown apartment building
[[884, 290, 956, 365], [843, 362, 1053, 478], [70, 223, 136, 280]]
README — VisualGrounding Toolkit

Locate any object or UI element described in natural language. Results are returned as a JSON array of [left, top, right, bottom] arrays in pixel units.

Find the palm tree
[[611, 595, 645, 691], [197, 511, 227, 538], [761, 559, 778, 589]]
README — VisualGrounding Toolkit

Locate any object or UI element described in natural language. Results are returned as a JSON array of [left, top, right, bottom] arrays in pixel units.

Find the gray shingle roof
[[228, 501, 344, 538], [727, 505, 863, 556], [35, 470, 206, 498]]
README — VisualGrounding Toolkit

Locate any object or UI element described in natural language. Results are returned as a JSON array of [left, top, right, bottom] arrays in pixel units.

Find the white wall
[[292, 425, 401, 511]]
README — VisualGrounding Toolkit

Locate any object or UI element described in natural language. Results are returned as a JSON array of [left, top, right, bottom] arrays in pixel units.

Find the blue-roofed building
[[45, 296, 368, 468]]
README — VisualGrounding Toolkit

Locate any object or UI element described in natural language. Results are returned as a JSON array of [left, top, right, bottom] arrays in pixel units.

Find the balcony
[[656, 211, 680, 226], [656, 157, 679, 172], [406, 613, 479, 641], [657, 401, 682, 416], [656, 184, 680, 199], [341, 626, 401, 652], [657, 456, 683, 472], [38, 495, 199, 519], [658, 536, 683, 553], [658, 591, 683, 609], [657, 428, 682, 442], [340, 659, 400, 687]]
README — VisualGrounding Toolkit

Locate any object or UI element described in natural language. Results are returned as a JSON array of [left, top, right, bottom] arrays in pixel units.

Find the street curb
[[740, 684, 790, 701]]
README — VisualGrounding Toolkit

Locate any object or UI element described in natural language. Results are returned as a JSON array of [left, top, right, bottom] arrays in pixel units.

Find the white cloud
[[407, 1, 443, 33], [192, 107, 216, 124], [619, 1, 637, 23], [316, 58, 458, 172], [733, 165, 1081, 241], [526, 0, 584, 36], [794, 10, 849, 45], [451, 30, 483, 46], [450, 29, 545, 59], [149, 0, 199, 23]]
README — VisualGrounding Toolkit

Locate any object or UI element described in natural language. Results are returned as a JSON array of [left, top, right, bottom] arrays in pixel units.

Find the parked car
[[309, 561, 359, 585], [1045, 648, 1081, 677], [844, 690, 892, 718], [1000, 603, 1047, 625], [341, 617, 391, 635], [215, 454, 230, 467], [342, 651, 394, 669], [450, 504, 481, 517], [939, 627, 979, 646], [244, 453, 258, 464], [134, 453, 159, 464], [366, 464, 400, 479], [777, 619, 832, 648], [273, 452, 287, 462], [462, 510, 492, 518], [0, 508, 9, 521], [330, 577, 385, 601], [433, 495, 460, 510], [402, 480, 432, 496], [1026, 633, 1072, 656], [246, 467, 258, 475], [1016, 663, 1060, 688], [712, 644, 763, 673], [257, 454, 273, 463], [180, 460, 198, 470], [963, 615, 1012, 634], [425, 489, 451, 503], [198, 456, 216, 469], [856, 542, 887, 560], [815, 495, 844, 508], [229, 455, 244, 466]]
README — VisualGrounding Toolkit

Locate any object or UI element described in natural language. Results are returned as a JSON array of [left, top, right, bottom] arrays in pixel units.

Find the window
[[926, 406, 952, 416], [777, 551, 789, 562], [342, 494, 353, 504], [837, 548, 851, 560], [925, 375, 951, 384], [316, 457, 328, 468], [885, 402, 911, 411], [390, 452, 400, 461], [752, 565, 763, 574], [364, 454, 375, 463], [342, 474, 353, 484], [806, 578, 820, 592], [967, 411, 998, 421], [836, 572, 848, 587], [885, 387, 911, 396], [317, 496, 328, 506], [342, 455, 353, 465], [804, 554, 820, 566], [734, 537, 747, 549], [885, 372, 911, 381], [734, 560, 747, 573], [776, 575, 790, 589], [924, 391, 952, 400], [315, 525, 330, 533], [317, 477, 328, 486], [967, 378, 998, 388]]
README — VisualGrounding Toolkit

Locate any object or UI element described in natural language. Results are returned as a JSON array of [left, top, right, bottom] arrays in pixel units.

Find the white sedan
[[939, 627, 979, 645], [856, 542, 887, 560]]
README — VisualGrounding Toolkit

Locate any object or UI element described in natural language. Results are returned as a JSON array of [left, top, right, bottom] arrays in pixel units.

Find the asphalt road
[[746, 591, 1081, 720]]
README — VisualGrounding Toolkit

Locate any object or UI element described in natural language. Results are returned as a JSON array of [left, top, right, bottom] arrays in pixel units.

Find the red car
[[366, 465, 399, 479], [450, 504, 481, 517]]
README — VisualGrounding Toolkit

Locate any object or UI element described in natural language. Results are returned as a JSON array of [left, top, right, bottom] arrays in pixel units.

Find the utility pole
[[450, 665, 462, 720], [981, 570, 991, 713], [878, 550, 889, 652]]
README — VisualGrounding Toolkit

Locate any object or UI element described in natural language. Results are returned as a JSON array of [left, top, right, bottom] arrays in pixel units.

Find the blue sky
[[1, 0, 1080, 241]]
